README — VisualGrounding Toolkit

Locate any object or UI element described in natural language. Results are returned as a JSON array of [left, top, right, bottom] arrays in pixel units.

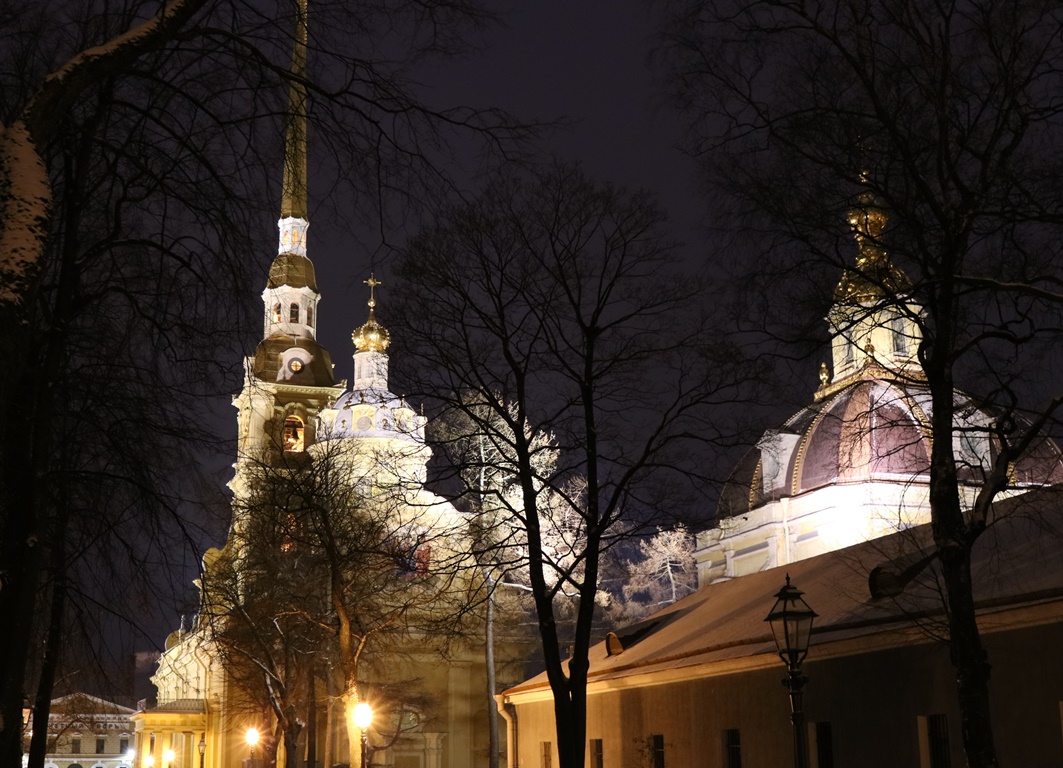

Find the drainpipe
[[496, 695, 518, 768]]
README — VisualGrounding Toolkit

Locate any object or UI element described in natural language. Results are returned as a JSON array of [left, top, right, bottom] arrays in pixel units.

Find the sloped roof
[[505, 486, 1063, 698], [50, 693, 136, 716]]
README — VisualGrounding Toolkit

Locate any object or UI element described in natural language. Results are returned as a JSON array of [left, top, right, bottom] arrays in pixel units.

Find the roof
[[251, 335, 336, 386], [717, 376, 1063, 518], [504, 486, 1063, 699], [267, 252, 317, 290]]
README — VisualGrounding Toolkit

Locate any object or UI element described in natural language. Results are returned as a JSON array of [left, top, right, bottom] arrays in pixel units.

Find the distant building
[[37, 694, 136, 768]]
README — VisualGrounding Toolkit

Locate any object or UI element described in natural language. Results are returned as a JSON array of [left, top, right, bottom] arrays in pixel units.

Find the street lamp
[[198, 736, 206, 768], [246, 728, 259, 766], [353, 702, 373, 768], [765, 575, 818, 768], [162, 748, 176, 768], [144, 754, 155, 768]]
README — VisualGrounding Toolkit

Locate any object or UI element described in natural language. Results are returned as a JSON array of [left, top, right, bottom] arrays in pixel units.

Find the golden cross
[[365, 273, 382, 308]]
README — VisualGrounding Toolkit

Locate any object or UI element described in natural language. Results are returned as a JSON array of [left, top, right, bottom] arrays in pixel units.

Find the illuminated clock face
[[288, 358, 304, 373]]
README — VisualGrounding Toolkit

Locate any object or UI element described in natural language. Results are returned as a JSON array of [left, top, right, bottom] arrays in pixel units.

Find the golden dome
[[834, 190, 912, 303], [352, 273, 391, 353]]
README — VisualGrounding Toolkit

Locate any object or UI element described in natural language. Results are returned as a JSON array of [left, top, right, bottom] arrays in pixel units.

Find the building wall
[[509, 621, 1063, 768]]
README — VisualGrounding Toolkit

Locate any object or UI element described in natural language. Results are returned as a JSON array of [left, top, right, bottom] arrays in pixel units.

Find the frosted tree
[[617, 526, 697, 622]]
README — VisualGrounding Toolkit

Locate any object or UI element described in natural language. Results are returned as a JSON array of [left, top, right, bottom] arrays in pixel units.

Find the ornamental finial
[[352, 273, 390, 352]]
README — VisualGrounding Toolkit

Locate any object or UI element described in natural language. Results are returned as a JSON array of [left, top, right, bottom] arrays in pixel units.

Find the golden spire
[[353, 273, 391, 352], [280, 0, 308, 220]]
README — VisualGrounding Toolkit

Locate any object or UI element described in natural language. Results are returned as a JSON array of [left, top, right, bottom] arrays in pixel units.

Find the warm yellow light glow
[[145, 756, 155, 767], [353, 702, 373, 729], [246, 728, 260, 748], [162, 749, 175, 765]]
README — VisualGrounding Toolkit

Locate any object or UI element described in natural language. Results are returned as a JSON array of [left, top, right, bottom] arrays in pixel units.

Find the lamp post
[[765, 575, 817, 768], [246, 728, 259, 768], [353, 702, 373, 768], [198, 736, 206, 768]]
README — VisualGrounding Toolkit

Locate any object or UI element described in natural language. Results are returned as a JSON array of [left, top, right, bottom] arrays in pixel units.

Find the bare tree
[[0, 0, 525, 763], [658, 2, 1063, 766], [392, 163, 747, 768]]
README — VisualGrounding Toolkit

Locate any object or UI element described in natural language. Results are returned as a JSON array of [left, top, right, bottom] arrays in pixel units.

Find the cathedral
[[130, 6, 517, 768]]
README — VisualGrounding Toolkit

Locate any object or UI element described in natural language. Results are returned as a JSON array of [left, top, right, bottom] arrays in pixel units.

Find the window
[[649, 734, 665, 768], [813, 722, 833, 768], [96, 737, 106, 754], [71, 737, 82, 754], [283, 416, 305, 451], [120, 737, 129, 754], [843, 339, 855, 364], [724, 729, 741, 768], [927, 714, 950, 768], [589, 738, 603, 768], [272, 303, 282, 323], [306, 305, 314, 327], [892, 316, 908, 354], [540, 741, 552, 768], [290, 302, 300, 323]]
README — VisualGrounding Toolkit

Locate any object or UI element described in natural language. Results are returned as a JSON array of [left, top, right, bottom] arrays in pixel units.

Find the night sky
[[305, 0, 705, 366]]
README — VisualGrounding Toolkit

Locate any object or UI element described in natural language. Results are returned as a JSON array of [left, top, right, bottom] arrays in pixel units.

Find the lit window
[[272, 304, 281, 323], [283, 416, 305, 452], [290, 303, 300, 323]]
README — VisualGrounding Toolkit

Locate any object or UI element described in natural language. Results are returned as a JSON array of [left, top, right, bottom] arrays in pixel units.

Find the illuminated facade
[[36, 694, 136, 768]]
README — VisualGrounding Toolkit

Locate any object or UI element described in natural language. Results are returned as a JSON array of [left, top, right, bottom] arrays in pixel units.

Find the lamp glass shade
[[765, 576, 817, 667], [162, 749, 176, 764], [199, 738, 206, 756], [353, 702, 373, 729]]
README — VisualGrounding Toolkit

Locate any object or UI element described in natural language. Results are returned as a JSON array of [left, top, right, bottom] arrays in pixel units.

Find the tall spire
[[278, 0, 309, 257], [281, 0, 308, 219]]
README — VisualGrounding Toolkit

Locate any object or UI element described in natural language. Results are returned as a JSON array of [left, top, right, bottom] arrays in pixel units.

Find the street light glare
[[163, 749, 176, 764], [246, 728, 260, 747], [353, 702, 373, 729], [145, 756, 155, 767]]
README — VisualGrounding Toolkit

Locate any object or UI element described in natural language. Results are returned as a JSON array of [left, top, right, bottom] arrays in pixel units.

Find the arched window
[[306, 305, 314, 327], [283, 416, 305, 452], [272, 304, 282, 323], [290, 302, 300, 323]]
